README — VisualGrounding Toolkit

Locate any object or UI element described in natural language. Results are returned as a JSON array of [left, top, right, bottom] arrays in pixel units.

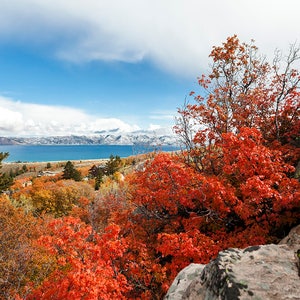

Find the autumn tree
[[172, 35, 300, 235], [175, 35, 300, 171], [171, 35, 300, 244], [220, 127, 299, 236], [11, 177, 94, 217], [25, 217, 131, 299], [121, 147, 299, 292], [120, 34, 300, 286], [0, 195, 54, 299], [87, 162, 170, 298], [105, 153, 222, 294]]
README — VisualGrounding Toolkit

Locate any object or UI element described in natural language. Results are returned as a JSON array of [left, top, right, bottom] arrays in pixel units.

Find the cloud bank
[[0, 97, 140, 136], [0, 0, 299, 77]]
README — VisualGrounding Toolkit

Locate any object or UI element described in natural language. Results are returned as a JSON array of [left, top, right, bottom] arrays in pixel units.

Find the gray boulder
[[279, 224, 300, 251], [164, 264, 205, 300], [165, 225, 300, 300]]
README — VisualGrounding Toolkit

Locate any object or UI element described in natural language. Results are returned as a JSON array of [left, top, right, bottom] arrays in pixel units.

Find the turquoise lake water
[[0, 144, 179, 162]]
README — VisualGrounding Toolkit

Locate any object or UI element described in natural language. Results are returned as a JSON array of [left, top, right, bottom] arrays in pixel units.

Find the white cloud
[[0, 96, 140, 136], [148, 124, 161, 131], [0, 107, 23, 132], [150, 110, 176, 121], [0, 0, 299, 77], [147, 124, 174, 135]]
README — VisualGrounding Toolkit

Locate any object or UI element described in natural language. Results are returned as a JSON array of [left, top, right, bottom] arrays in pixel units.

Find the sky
[[0, 0, 299, 137]]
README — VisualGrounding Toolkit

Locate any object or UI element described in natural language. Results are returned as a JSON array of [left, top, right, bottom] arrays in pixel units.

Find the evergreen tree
[[88, 165, 100, 178], [0, 152, 13, 192], [62, 161, 81, 181], [22, 164, 28, 173], [105, 155, 121, 175], [94, 173, 103, 190]]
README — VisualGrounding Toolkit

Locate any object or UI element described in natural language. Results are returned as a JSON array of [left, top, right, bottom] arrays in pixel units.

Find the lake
[[0, 144, 180, 163]]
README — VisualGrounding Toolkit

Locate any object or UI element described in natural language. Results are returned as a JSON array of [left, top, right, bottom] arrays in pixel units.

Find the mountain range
[[0, 129, 179, 146]]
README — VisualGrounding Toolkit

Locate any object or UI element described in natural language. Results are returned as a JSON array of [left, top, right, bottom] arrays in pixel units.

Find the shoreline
[[3, 158, 109, 165]]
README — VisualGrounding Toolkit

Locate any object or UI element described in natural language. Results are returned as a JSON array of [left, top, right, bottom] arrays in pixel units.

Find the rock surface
[[165, 225, 300, 300], [164, 264, 205, 300]]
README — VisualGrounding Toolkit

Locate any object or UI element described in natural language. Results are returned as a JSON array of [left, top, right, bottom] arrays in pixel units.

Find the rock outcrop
[[165, 225, 300, 300]]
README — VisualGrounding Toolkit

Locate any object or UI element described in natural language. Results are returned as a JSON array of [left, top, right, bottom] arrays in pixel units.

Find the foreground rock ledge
[[165, 225, 300, 300]]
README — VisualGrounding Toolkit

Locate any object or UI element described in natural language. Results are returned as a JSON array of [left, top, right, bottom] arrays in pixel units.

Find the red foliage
[[123, 141, 299, 291], [222, 127, 300, 228], [26, 217, 131, 300], [157, 230, 220, 278], [175, 35, 300, 170]]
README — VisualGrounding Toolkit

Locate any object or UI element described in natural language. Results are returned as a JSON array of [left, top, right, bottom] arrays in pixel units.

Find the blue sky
[[0, 0, 299, 136], [0, 46, 191, 128]]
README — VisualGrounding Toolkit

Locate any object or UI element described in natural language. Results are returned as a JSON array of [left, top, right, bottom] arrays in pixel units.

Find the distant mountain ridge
[[0, 130, 179, 146]]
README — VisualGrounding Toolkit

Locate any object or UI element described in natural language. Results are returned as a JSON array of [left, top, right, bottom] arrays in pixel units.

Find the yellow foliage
[[0, 195, 55, 299], [10, 178, 94, 217]]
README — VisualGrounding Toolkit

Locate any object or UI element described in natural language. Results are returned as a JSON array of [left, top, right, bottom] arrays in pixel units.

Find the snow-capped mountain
[[0, 129, 179, 146]]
